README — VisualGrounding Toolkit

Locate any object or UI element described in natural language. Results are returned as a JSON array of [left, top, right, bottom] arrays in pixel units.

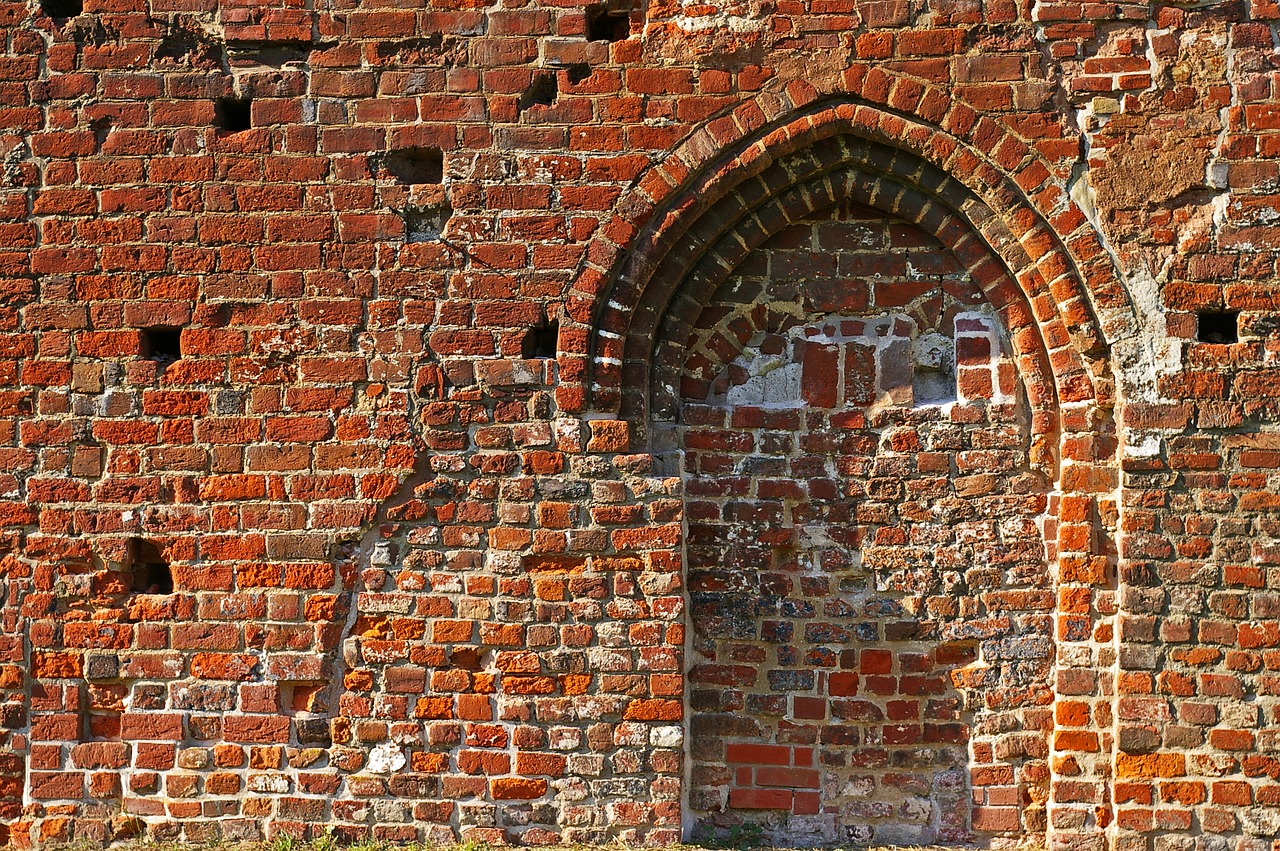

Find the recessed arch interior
[[583, 99, 1118, 434], [599, 132, 1079, 481]]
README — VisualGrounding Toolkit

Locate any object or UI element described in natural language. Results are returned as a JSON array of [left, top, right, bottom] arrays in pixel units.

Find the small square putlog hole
[[385, 147, 444, 185], [41, 0, 82, 18], [586, 4, 631, 41], [282, 683, 328, 715], [403, 203, 452, 242], [141, 327, 182, 362], [215, 97, 252, 133], [522, 320, 559, 359], [518, 73, 558, 114], [913, 364, 955, 406], [1197, 310, 1239, 344], [131, 540, 174, 594]]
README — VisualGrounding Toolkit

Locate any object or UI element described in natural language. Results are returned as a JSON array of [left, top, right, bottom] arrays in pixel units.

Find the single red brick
[[725, 743, 791, 766], [491, 777, 547, 800], [222, 715, 290, 744], [29, 772, 84, 800], [728, 788, 792, 810], [117, 713, 184, 742]]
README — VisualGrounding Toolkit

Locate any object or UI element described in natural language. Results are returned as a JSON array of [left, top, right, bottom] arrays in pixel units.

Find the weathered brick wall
[[2, 0, 1280, 848]]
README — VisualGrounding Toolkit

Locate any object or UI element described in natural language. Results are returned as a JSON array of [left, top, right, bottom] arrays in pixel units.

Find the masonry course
[[2, 0, 1280, 849]]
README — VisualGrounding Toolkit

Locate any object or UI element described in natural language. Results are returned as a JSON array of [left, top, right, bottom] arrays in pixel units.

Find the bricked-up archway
[[572, 92, 1128, 850], [678, 205, 1047, 845]]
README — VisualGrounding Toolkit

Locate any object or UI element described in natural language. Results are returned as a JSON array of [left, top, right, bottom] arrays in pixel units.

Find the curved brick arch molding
[[562, 72, 1146, 420], [567, 78, 1134, 851]]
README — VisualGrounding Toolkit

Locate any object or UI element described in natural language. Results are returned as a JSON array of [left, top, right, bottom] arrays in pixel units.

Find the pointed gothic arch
[[565, 84, 1130, 849]]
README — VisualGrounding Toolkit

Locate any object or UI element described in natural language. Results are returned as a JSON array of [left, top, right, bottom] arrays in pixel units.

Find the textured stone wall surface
[[2, 0, 1280, 848]]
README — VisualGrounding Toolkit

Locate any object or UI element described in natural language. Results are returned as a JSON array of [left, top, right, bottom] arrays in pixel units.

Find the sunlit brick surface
[[3, 0, 1280, 848]]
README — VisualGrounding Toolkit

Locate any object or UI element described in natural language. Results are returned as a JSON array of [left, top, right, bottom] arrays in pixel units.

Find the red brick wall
[[2, 0, 1279, 848]]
